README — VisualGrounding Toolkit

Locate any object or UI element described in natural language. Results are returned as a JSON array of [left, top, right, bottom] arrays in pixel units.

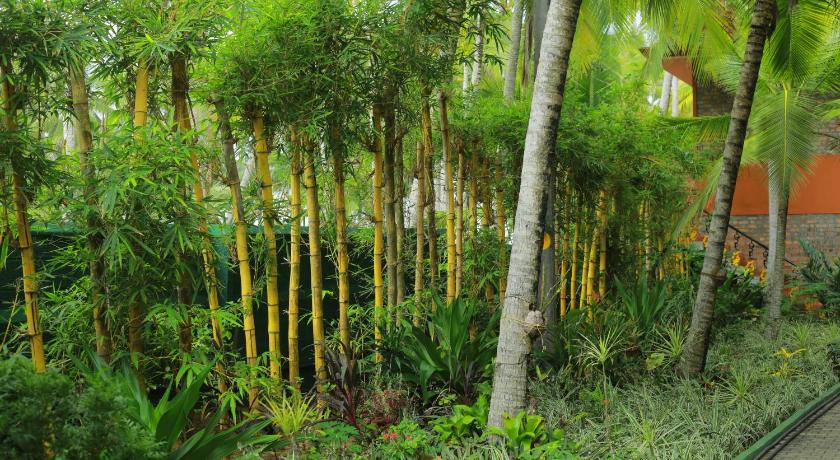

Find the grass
[[532, 319, 840, 459]]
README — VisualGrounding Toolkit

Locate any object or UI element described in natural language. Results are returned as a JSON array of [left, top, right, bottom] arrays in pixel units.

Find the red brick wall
[[693, 79, 840, 270], [726, 214, 840, 269]]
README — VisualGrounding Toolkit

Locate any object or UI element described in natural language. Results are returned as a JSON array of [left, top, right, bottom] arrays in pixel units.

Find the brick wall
[[695, 81, 840, 271], [694, 80, 734, 117], [726, 214, 840, 270]]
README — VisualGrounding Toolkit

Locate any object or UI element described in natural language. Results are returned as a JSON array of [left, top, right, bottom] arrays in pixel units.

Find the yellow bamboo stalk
[[303, 147, 326, 388], [373, 110, 385, 360], [420, 85, 437, 294], [569, 208, 581, 310], [251, 112, 282, 379], [3, 71, 45, 373], [332, 131, 351, 352], [468, 148, 479, 297], [288, 134, 303, 388], [578, 220, 590, 311], [480, 156, 494, 305], [643, 200, 652, 278], [559, 182, 571, 316], [598, 216, 607, 298], [129, 61, 149, 388], [11, 173, 45, 373], [133, 61, 149, 129], [455, 140, 465, 297], [494, 160, 508, 304], [586, 192, 606, 306], [414, 141, 425, 326], [216, 100, 258, 405], [172, 55, 226, 389], [439, 91, 457, 304], [657, 237, 665, 281], [172, 57, 193, 358], [69, 64, 111, 362]]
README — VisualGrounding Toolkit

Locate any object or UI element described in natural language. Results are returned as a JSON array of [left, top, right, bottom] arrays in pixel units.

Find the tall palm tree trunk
[[69, 64, 111, 362], [471, 16, 484, 86], [216, 100, 259, 405], [439, 91, 457, 304], [503, 0, 526, 100], [765, 175, 789, 340], [678, 0, 776, 377], [303, 147, 327, 387], [487, 0, 582, 429], [3, 73, 46, 373], [251, 111, 282, 379]]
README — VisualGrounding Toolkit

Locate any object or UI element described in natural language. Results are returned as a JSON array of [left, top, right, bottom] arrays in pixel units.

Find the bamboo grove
[[4, 0, 824, 436]]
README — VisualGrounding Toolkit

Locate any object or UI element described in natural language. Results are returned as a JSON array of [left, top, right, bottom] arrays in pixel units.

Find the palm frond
[[748, 89, 818, 192], [764, 0, 835, 86]]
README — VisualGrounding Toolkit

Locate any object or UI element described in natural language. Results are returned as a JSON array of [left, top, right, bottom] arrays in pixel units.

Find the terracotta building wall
[[676, 62, 840, 267]]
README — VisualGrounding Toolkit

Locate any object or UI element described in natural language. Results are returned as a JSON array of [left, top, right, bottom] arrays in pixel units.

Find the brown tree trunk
[[69, 64, 111, 362], [494, 159, 508, 304], [678, 0, 776, 377], [395, 135, 407, 307], [414, 140, 426, 324], [171, 54, 195, 358], [383, 92, 400, 312]]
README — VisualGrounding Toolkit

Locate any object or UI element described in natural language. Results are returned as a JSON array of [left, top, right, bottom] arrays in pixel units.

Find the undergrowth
[[532, 319, 840, 459]]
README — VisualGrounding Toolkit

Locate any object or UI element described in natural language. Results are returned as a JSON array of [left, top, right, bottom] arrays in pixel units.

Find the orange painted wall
[[730, 155, 840, 215]]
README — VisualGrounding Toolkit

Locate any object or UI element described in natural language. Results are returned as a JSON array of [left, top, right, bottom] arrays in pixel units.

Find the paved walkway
[[770, 398, 840, 460]]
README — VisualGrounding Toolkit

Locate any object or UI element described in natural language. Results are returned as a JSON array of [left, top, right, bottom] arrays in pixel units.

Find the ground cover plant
[[1, 0, 838, 458]]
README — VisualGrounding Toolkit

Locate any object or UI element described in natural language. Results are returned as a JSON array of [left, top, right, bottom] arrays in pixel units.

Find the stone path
[[770, 397, 840, 460]]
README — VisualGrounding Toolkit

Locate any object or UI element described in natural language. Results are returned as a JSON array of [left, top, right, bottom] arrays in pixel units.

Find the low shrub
[[532, 319, 840, 459], [0, 356, 162, 459]]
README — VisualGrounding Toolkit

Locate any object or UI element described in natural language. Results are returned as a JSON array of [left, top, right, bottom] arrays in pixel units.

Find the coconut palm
[[678, 0, 778, 377], [487, 0, 583, 429], [671, 0, 839, 344]]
